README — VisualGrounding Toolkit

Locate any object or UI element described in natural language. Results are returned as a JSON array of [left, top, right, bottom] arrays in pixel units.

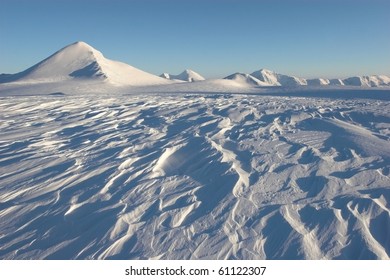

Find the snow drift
[[0, 93, 389, 260]]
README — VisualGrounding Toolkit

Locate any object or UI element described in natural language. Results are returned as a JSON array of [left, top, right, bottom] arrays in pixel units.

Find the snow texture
[[0, 42, 390, 260], [0, 90, 389, 260]]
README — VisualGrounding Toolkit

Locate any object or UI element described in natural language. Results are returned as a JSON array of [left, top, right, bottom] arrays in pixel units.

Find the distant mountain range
[[1, 41, 389, 88], [224, 69, 390, 87]]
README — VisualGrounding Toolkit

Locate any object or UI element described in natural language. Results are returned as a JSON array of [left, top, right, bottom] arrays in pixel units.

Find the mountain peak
[[0, 41, 170, 86], [72, 41, 92, 47], [160, 69, 205, 82], [66, 41, 101, 54], [251, 69, 280, 86], [259, 68, 275, 74], [58, 41, 104, 61], [233, 68, 390, 87], [224, 72, 269, 86]]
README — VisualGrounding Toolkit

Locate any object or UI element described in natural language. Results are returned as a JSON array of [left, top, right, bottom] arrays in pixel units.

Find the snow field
[[0, 93, 389, 259]]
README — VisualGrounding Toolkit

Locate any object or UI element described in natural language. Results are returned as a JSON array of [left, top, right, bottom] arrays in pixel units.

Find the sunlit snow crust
[[0, 91, 389, 260]]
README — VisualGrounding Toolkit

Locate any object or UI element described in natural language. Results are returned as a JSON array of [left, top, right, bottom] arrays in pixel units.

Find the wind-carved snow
[[0, 93, 389, 260]]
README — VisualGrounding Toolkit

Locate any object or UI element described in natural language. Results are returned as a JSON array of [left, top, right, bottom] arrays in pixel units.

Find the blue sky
[[1, 0, 389, 78]]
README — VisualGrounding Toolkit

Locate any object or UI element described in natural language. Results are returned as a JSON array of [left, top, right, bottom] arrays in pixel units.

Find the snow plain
[[0, 42, 389, 259], [0, 88, 389, 259]]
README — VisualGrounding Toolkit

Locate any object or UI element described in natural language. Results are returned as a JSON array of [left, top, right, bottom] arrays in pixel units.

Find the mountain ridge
[[1, 42, 389, 88], [160, 69, 205, 82], [225, 68, 390, 88]]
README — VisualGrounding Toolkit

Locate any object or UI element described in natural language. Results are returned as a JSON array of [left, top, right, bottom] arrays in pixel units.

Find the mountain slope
[[250, 69, 281, 86], [0, 42, 170, 86], [343, 75, 390, 87], [307, 78, 330, 86], [1, 42, 389, 88], [225, 69, 308, 87], [160, 69, 205, 82], [234, 68, 390, 88], [251, 69, 307, 86], [224, 72, 269, 86]]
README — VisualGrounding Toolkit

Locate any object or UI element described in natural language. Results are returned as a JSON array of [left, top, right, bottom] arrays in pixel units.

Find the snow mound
[[160, 69, 205, 82], [0, 41, 170, 86]]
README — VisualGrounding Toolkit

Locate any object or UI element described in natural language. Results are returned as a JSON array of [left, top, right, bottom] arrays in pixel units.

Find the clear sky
[[1, 0, 389, 79]]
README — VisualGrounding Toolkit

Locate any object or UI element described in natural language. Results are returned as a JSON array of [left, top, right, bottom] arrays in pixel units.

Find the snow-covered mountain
[[343, 75, 390, 87], [250, 69, 280, 86], [0, 41, 170, 86], [223, 68, 390, 88], [1, 41, 389, 89], [250, 69, 307, 86], [224, 69, 309, 87], [0, 43, 390, 260], [306, 78, 330, 86], [329, 78, 345, 86], [160, 69, 205, 82], [223, 72, 269, 86]]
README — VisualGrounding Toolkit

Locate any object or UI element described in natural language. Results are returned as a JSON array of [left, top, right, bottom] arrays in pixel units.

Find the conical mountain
[[0, 41, 170, 86]]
